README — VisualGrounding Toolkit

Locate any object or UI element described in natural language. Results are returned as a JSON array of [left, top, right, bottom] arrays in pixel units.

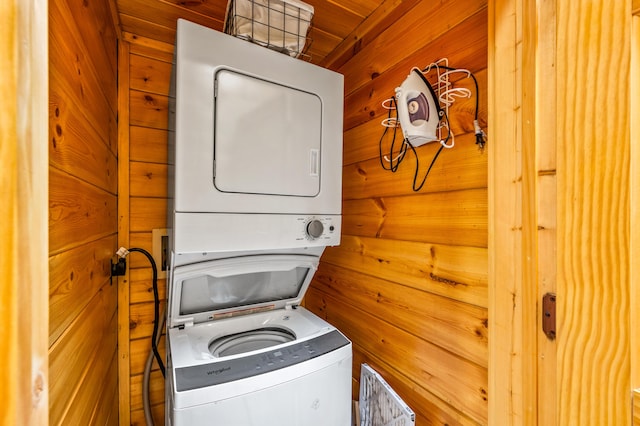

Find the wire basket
[[224, 0, 314, 59]]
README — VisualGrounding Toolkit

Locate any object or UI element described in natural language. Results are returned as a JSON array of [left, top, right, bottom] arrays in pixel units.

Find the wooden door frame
[[631, 0, 640, 417], [489, 0, 561, 423], [0, 0, 49, 423]]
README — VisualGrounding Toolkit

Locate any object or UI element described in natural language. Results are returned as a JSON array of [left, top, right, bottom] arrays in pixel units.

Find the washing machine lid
[[213, 68, 322, 197], [169, 254, 320, 328]]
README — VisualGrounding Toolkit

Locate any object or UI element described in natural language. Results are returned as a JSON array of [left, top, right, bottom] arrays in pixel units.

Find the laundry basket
[[224, 0, 314, 58]]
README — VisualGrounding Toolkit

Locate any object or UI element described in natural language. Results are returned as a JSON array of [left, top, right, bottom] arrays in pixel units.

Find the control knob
[[306, 220, 324, 239]]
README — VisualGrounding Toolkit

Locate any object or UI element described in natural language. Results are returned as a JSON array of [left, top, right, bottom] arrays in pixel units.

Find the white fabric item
[[226, 0, 313, 57]]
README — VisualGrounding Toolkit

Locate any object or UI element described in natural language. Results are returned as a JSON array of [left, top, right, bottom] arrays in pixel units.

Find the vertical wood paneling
[[632, 12, 640, 406], [488, 0, 529, 423], [117, 40, 132, 426], [0, 0, 49, 423], [48, 0, 118, 424], [556, 1, 631, 424]]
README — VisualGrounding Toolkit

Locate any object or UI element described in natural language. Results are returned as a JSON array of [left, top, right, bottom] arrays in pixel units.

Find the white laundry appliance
[[169, 18, 343, 255], [166, 251, 352, 425], [166, 19, 351, 426]]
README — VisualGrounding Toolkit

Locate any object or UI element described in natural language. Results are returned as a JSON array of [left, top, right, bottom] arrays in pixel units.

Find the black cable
[[406, 140, 445, 192], [378, 96, 407, 173], [128, 247, 166, 378]]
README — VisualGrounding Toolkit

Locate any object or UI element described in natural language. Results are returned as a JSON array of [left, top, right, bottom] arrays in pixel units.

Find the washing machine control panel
[[174, 330, 350, 392]]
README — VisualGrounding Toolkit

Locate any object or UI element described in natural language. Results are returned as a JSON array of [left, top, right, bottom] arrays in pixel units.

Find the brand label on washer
[[174, 330, 350, 391]]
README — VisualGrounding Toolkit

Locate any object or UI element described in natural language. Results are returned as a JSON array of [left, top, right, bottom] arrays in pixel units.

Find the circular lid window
[[209, 327, 296, 357]]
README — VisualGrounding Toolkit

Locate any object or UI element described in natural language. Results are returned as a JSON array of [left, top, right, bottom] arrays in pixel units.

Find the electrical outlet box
[[152, 228, 169, 279]]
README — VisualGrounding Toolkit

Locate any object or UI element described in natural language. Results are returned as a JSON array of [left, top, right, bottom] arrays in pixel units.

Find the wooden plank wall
[[48, 0, 119, 424], [121, 33, 174, 425], [304, 0, 489, 424]]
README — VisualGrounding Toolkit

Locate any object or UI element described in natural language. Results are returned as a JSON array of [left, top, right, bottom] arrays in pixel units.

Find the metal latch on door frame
[[542, 293, 556, 340]]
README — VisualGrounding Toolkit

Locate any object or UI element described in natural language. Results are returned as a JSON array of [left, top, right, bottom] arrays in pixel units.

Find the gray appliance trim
[[174, 329, 349, 391]]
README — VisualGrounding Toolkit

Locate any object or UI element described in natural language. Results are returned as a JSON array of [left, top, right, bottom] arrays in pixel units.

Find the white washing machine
[[166, 250, 352, 425]]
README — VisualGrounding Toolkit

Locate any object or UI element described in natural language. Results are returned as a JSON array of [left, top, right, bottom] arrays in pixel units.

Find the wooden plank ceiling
[[113, 0, 410, 68]]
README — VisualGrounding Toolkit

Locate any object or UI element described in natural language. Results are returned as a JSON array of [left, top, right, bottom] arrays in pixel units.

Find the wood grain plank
[[311, 262, 488, 366], [130, 126, 170, 164], [130, 197, 168, 232], [121, 13, 177, 44], [130, 337, 166, 376], [131, 404, 165, 426], [130, 54, 172, 95], [49, 281, 117, 424], [49, 87, 118, 193], [130, 89, 170, 130], [87, 354, 119, 426], [130, 271, 167, 305], [49, 0, 117, 121], [632, 13, 640, 401], [159, 0, 227, 25], [556, 1, 631, 424], [130, 161, 168, 198], [321, 235, 487, 307], [305, 1, 364, 39], [49, 235, 117, 346], [130, 369, 165, 411], [117, 0, 224, 33], [304, 26, 342, 61], [319, 0, 421, 70], [533, 0, 558, 424], [124, 31, 174, 62], [309, 0, 380, 18], [49, 168, 118, 254], [117, 40, 133, 426], [130, 300, 166, 340], [306, 286, 488, 424], [1, 1, 49, 422], [58, 315, 117, 426], [63, 0, 118, 106], [129, 231, 153, 267], [344, 132, 487, 200], [343, 188, 488, 248], [339, 0, 487, 95]]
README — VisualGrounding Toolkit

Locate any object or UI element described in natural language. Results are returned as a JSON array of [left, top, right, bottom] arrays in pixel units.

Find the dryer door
[[214, 68, 322, 197], [169, 254, 319, 328]]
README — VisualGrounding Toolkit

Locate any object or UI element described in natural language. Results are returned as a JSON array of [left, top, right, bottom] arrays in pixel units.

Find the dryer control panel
[[298, 216, 338, 242], [173, 213, 341, 253]]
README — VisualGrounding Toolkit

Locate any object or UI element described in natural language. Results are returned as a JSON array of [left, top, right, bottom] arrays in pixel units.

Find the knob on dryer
[[306, 220, 324, 239]]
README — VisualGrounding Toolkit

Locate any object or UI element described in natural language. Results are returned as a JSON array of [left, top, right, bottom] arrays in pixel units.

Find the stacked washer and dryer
[[166, 19, 352, 426]]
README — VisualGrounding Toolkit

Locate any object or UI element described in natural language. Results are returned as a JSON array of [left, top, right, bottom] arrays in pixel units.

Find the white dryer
[[166, 250, 352, 426], [170, 19, 344, 254]]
